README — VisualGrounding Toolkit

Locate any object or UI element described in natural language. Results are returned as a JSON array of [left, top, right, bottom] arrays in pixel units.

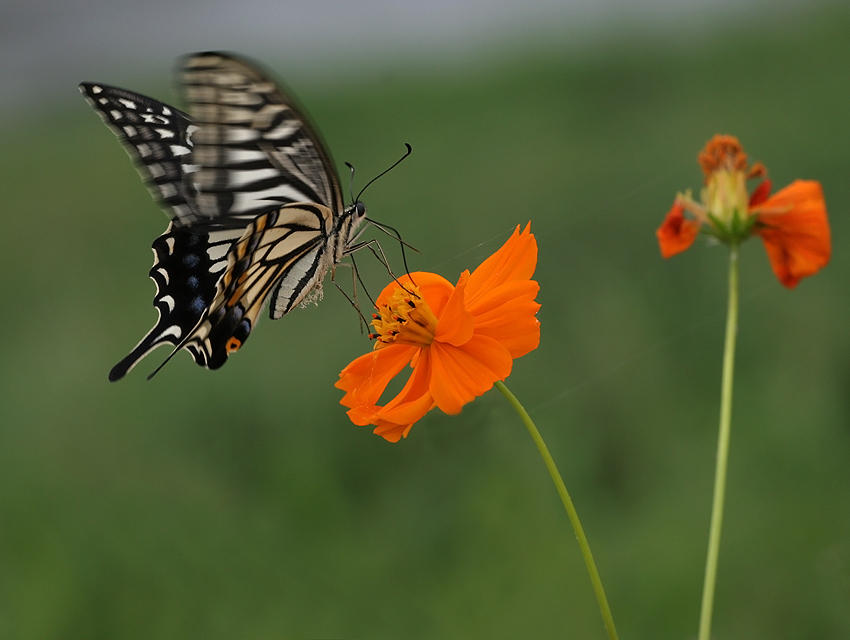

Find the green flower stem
[[698, 245, 740, 640], [494, 380, 618, 640]]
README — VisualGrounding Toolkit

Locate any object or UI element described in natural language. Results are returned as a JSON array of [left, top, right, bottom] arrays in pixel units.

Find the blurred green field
[[2, 6, 850, 639]]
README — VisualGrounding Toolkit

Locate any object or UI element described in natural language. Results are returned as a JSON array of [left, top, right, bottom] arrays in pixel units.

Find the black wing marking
[[179, 52, 344, 220], [79, 82, 242, 380], [108, 223, 246, 381], [148, 204, 332, 375], [78, 83, 200, 224]]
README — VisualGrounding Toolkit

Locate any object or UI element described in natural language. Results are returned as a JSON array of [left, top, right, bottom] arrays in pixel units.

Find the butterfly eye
[[355, 202, 367, 217]]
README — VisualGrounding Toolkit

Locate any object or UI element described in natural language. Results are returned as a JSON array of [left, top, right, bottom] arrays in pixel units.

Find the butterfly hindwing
[[167, 203, 334, 371], [108, 223, 246, 381]]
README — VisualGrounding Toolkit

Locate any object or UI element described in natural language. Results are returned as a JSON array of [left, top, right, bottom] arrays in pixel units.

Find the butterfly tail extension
[[109, 336, 170, 382], [110, 323, 208, 382], [108, 299, 204, 382]]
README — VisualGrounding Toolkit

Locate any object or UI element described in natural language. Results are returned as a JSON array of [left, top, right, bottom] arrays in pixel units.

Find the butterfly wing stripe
[[78, 83, 201, 224], [215, 204, 329, 306], [180, 52, 344, 220]]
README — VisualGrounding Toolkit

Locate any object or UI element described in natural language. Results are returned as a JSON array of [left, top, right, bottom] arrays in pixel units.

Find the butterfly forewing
[[179, 52, 344, 220], [78, 83, 200, 224]]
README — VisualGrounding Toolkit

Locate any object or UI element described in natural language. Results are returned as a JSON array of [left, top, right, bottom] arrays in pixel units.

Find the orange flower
[[336, 224, 540, 442], [656, 135, 830, 288]]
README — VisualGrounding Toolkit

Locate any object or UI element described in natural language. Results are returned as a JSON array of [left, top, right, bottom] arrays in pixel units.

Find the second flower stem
[[494, 380, 618, 640], [698, 246, 740, 640]]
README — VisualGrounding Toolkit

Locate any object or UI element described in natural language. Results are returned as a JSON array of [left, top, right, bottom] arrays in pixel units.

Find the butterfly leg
[[331, 262, 372, 332], [349, 237, 418, 294], [363, 218, 419, 280]]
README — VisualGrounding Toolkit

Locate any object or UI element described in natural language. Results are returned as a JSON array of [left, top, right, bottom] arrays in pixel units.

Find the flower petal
[[754, 180, 830, 288], [656, 200, 700, 258], [340, 346, 436, 442], [429, 336, 513, 414], [336, 344, 416, 407], [378, 350, 434, 424], [435, 270, 475, 346], [466, 223, 537, 307], [466, 280, 541, 358], [374, 349, 436, 439], [748, 178, 772, 208], [371, 419, 416, 444]]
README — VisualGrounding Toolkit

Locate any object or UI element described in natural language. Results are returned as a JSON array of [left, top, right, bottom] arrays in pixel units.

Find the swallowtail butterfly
[[81, 52, 379, 381]]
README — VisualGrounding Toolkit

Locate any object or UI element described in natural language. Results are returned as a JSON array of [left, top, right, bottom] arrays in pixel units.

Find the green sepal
[[707, 208, 757, 245]]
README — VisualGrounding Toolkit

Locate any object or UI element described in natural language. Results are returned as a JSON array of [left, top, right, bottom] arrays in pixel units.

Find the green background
[[2, 5, 849, 639]]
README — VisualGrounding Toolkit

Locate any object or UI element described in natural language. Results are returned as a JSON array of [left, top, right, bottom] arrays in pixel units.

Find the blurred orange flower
[[336, 224, 540, 442], [656, 135, 830, 288]]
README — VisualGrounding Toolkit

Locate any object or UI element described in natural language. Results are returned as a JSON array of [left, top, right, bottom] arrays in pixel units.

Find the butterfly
[[81, 51, 391, 381]]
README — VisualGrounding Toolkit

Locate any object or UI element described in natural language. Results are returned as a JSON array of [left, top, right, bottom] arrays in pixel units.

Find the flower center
[[697, 135, 754, 228], [370, 285, 438, 350], [698, 135, 748, 178]]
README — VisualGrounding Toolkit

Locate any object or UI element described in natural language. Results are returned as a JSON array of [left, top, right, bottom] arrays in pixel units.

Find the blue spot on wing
[[183, 253, 201, 268], [189, 296, 206, 314]]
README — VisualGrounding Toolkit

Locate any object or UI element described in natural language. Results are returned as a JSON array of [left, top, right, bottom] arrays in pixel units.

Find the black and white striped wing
[[79, 82, 242, 380], [179, 52, 345, 221], [79, 83, 200, 224]]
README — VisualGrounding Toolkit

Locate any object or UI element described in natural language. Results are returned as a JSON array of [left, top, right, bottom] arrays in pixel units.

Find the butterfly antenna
[[354, 143, 412, 203], [345, 161, 357, 204]]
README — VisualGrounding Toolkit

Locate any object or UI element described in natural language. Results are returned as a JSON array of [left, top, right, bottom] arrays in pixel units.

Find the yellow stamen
[[371, 285, 438, 350]]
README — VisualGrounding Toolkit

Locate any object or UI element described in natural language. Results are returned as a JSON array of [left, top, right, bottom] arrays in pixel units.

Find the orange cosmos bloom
[[656, 134, 830, 288], [336, 224, 540, 442]]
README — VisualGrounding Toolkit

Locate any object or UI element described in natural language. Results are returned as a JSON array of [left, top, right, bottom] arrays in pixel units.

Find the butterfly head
[[337, 200, 368, 248]]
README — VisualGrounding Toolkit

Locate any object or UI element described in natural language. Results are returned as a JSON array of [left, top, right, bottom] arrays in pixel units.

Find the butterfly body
[[80, 52, 368, 381]]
